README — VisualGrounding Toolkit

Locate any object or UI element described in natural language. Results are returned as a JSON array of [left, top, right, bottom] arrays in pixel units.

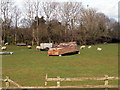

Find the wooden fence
[[45, 74, 119, 88], [1, 76, 21, 87], [0, 75, 119, 89]]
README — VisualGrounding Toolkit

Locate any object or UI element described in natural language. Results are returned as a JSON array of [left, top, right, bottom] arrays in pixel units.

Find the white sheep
[[27, 45, 32, 49], [5, 42, 9, 45], [97, 47, 102, 51], [36, 46, 41, 50], [104, 42, 107, 44], [1, 46, 7, 50], [88, 46, 92, 48], [80, 45, 85, 49]]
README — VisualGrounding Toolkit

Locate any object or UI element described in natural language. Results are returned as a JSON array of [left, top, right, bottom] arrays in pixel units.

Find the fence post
[[45, 74, 48, 86], [5, 76, 10, 87], [104, 75, 109, 90], [104, 75, 109, 86], [57, 76, 60, 87]]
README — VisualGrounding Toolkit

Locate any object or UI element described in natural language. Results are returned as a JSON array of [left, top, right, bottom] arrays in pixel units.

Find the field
[[2, 43, 118, 86]]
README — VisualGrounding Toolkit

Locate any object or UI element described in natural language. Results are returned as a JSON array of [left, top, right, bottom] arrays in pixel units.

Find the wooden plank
[[104, 75, 109, 86], [108, 77, 119, 80], [45, 74, 48, 86], [46, 77, 119, 81], [8, 79, 21, 87], [57, 76, 60, 87], [5, 76, 10, 88], [47, 77, 105, 81], [2, 85, 119, 89]]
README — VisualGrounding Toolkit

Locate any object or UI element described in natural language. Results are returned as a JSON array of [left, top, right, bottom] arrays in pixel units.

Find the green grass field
[[2, 43, 118, 86]]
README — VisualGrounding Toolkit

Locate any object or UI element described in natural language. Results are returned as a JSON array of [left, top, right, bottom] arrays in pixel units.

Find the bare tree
[[12, 5, 21, 44], [23, 0, 40, 45], [33, 0, 41, 45], [23, 0, 34, 45], [1, 1, 119, 45], [1, 0, 14, 44], [42, 2, 59, 43], [58, 2, 82, 41]]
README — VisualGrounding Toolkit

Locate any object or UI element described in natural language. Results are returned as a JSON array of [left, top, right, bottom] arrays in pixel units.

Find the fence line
[[2, 85, 120, 89], [45, 74, 119, 88], [0, 75, 119, 89], [1, 76, 21, 87]]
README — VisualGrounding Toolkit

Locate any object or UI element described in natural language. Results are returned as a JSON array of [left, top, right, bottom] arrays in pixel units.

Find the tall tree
[[1, 0, 13, 43], [59, 2, 82, 41], [12, 5, 21, 44], [42, 2, 59, 43], [24, 0, 35, 45]]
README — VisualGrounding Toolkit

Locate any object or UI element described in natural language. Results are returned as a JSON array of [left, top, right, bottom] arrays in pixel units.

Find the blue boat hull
[[0, 52, 13, 55]]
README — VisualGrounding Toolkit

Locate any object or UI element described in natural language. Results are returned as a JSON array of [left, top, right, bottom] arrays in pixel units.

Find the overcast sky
[[15, 0, 119, 21]]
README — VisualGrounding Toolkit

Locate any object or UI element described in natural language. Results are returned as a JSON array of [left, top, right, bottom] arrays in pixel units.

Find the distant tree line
[[0, 0, 120, 45]]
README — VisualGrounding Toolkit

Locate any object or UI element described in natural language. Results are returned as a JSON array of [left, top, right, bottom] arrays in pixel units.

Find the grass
[[2, 43, 118, 86]]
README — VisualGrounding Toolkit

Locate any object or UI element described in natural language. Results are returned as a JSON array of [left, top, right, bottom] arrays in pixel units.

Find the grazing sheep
[[27, 45, 32, 49], [1, 46, 7, 50], [104, 42, 107, 44], [88, 46, 91, 48], [36, 46, 41, 50], [97, 47, 102, 51], [5, 42, 9, 45], [80, 45, 85, 49]]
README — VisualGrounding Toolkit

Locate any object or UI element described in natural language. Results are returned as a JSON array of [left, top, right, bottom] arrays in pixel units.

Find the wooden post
[[45, 74, 48, 86], [104, 75, 109, 86], [5, 76, 10, 87], [57, 76, 60, 87], [104, 75, 109, 90]]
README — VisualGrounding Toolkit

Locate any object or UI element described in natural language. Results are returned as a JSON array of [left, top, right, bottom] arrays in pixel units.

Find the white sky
[[15, 0, 119, 21]]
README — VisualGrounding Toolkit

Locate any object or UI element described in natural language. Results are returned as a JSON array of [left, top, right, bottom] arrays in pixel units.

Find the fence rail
[[45, 74, 119, 88], [0, 75, 119, 89], [46, 77, 119, 81], [1, 76, 21, 87], [2, 85, 120, 89]]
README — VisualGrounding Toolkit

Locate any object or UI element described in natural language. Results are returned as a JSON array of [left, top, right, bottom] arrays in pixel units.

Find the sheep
[[88, 46, 92, 48], [27, 45, 32, 49], [5, 42, 9, 45], [97, 47, 102, 51], [104, 42, 107, 44], [1, 46, 7, 50], [80, 45, 85, 49], [36, 46, 41, 50]]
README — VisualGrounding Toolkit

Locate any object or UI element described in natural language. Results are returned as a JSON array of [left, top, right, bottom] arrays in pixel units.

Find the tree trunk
[[36, 17, 39, 46], [32, 28, 34, 45], [15, 33, 17, 44]]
